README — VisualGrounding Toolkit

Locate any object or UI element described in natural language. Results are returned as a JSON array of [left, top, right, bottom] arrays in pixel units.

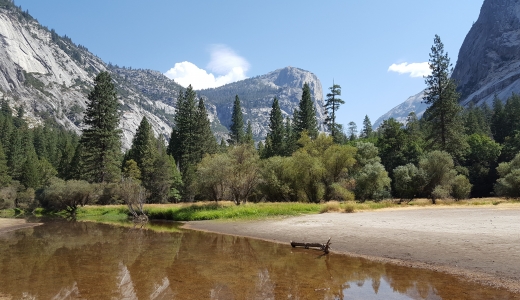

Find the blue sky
[[15, 0, 483, 130]]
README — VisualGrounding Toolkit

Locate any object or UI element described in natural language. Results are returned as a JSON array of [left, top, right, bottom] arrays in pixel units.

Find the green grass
[[3, 198, 519, 224], [144, 202, 322, 221], [75, 205, 129, 222]]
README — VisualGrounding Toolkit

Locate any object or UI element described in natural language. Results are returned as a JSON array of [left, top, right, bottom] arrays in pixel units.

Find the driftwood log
[[290, 237, 331, 254]]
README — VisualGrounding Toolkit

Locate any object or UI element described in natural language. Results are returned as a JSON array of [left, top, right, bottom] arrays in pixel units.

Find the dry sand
[[0, 218, 41, 235], [184, 205, 520, 293]]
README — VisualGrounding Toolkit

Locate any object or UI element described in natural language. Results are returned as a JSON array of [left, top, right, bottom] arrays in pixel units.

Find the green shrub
[[452, 175, 472, 200]]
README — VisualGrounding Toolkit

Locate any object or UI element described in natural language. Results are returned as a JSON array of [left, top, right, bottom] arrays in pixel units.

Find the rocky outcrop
[[373, 91, 427, 129], [0, 4, 175, 149], [199, 66, 326, 139], [452, 0, 520, 106]]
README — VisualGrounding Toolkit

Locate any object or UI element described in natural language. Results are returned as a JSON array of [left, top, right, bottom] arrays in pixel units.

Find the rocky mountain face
[[0, 3, 325, 148], [373, 91, 427, 129], [198, 66, 326, 139], [375, 0, 520, 128], [452, 0, 520, 107], [0, 3, 176, 149]]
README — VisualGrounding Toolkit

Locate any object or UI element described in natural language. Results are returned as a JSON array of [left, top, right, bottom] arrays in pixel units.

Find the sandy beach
[[184, 205, 520, 293]]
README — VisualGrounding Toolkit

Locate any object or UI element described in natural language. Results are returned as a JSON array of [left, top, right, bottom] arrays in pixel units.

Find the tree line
[[2, 35, 520, 214]]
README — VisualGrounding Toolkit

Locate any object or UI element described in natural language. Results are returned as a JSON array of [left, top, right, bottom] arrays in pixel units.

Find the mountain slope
[[452, 0, 520, 106], [375, 0, 520, 128], [0, 3, 176, 149], [198, 66, 326, 139], [0, 3, 325, 148]]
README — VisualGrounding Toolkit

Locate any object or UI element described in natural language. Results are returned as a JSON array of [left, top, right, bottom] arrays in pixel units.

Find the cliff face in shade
[[452, 0, 520, 106]]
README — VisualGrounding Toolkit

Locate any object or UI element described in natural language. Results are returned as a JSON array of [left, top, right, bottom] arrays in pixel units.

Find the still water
[[0, 219, 516, 300]]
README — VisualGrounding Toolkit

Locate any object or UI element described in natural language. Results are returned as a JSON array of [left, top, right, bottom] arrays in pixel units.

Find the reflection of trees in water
[[0, 221, 517, 299], [0, 221, 181, 299]]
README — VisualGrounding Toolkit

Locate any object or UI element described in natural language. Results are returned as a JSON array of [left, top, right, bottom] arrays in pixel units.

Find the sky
[[14, 0, 484, 129]]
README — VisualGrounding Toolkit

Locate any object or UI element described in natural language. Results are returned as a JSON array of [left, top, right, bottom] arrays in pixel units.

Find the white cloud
[[388, 62, 431, 78], [164, 45, 249, 90]]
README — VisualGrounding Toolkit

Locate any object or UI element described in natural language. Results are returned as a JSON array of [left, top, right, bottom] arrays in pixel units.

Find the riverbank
[[0, 218, 41, 235], [184, 204, 520, 294]]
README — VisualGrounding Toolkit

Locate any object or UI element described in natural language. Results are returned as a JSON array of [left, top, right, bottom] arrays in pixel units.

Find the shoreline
[[183, 206, 520, 294]]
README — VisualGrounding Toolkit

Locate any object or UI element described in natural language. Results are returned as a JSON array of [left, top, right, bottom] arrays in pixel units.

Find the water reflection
[[0, 219, 516, 299]]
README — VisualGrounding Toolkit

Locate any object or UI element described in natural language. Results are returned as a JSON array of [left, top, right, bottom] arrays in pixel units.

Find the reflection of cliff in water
[[0, 220, 516, 299]]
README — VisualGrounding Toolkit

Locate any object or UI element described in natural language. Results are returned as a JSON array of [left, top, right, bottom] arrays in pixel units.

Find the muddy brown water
[[0, 219, 517, 299]]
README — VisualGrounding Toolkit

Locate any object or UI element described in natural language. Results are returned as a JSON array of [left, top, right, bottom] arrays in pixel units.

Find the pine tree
[[230, 95, 244, 144], [167, 85, 198, 173], [294, 83, 318, 139], [324, 82, 344, 142], [0, 141, 11, 187], [283, 116, 298, 156], [360, 115, 373, 138], [264, 97, 285, 158], [7, 128, 24, 180], [149, 139, 182, 203], [79, 71, 122, 183], [347, 121, 358, 141], [491, 95, 507, 143], [245, 120, 254, 146], [423, 35, 466, 160], [194, 98, 218, 160], [126, 116, 158, 194]]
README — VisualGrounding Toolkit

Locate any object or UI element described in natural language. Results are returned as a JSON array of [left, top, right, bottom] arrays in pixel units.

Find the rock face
[[373, 91, 427, 129], [375, 0, 520, 128], [199, 66, 326, 139], [0, 4, 176, 149], [452, 0, 520, 106], [0, 4, 325, 148]]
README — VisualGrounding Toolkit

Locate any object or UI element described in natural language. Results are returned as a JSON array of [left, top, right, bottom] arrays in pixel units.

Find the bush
[[0, 185, 16, 209], [495, 153, 520, 197], [320, 201, 341, 213], [393, 163, 427, 202], [16, 188, 37, 210], [329, 182, 355, 201], [419, 151, 457, 203], [354, 162, 391, 202], [431, 185, 450, 201], [452, 175, 472, 200]]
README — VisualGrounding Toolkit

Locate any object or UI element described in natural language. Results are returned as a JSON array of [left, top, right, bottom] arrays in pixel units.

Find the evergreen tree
[[167, 85, 198, 173], [79, 71, 122, 183], [422, 35, 466, 161], [126, 116, 158, 194], [149, 139, 182, 203], [491, 95, 507, 143], [294, 83, 318, 139], [7, 128, 24, 180], [283, 116, 298, 156], [229, 95, 244, 144], [194, 97, 218, 160], [324, 82, 344, 142], [347, 121, 358, 141], [219, 138, 227, 153], [503, 93, 520, 139], [264, 97, 285, 157], [360, 115, 373, 139], [463, 104, 491, 137], [245, 120, 254, 146], [0, 141, 11, 187]]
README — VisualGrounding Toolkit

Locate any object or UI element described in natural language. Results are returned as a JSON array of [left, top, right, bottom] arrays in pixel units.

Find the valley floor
[[184, 204, 520, 294]]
